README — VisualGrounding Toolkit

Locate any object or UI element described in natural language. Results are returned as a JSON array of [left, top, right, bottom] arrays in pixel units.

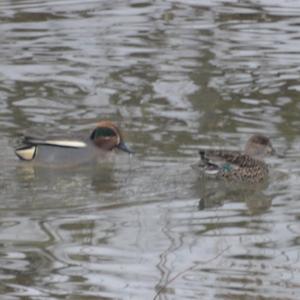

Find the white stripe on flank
[[45, 140, 87, 148]]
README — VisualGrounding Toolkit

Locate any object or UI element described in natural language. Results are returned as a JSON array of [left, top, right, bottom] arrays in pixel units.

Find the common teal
[[15, 120, 133, 167], [198, 134, 275, 183]]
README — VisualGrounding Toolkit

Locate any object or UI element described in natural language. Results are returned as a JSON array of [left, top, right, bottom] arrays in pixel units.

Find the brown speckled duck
[[198, 134, 275, 183]]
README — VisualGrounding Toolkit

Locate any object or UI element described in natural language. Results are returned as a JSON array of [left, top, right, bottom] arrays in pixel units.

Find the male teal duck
[[198, 134, 275, 183], [15, 120, 133, 167]]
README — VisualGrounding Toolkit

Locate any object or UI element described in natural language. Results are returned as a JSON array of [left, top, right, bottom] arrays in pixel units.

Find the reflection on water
[[197, 178, 273, 214], [1, 0, 300, 299]]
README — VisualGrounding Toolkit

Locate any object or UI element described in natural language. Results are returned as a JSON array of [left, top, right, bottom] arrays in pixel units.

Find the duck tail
[[15, 145, 37, 161], [198, 149, 220, 175], [22, 136, 44, 145]]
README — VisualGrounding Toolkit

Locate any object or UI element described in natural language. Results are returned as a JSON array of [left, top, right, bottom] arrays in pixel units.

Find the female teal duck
[[198, 134, 275, 183], [15, 120, 133, 167]]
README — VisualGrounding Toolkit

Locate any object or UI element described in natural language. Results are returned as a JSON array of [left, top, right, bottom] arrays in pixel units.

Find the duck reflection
[[196, 176, 273, 214], [15, 161, 117, 195]]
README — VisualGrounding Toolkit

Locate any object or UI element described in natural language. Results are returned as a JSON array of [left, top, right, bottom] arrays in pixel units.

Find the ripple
[[1, 0, 300, 299]]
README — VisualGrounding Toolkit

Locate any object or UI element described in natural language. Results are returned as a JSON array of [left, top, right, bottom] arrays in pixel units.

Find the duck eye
[[91, 127, 116, 140]]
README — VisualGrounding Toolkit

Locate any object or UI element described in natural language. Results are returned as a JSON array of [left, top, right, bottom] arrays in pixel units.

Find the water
[[1, 0, 300, 299]]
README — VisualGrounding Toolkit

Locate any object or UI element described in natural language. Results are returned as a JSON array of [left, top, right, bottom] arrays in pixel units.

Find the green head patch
[[90, 127, 117, 140]]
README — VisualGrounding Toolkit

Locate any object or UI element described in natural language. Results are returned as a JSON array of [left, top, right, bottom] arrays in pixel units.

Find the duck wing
[[198, 149, 258, 174]]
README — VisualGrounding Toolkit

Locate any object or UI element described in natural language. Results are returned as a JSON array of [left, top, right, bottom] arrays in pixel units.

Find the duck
[[198, 134, 275, 183], [15, 120, 133, 167]]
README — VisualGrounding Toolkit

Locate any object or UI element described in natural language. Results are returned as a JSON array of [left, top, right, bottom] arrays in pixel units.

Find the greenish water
[[0, 0, 300, 299]]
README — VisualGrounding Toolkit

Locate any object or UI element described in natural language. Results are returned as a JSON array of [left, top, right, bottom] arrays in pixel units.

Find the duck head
[[90, 120, 133, 153], [244, 134, 274, 158]]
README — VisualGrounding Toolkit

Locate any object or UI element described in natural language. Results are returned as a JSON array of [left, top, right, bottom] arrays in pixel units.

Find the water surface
[[1, 0, 300, 299]]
